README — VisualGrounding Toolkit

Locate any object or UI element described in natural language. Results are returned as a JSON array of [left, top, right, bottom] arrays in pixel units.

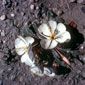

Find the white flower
[[30, 66, 55, 77], [38, 20, 71, 49], [15, 36, 35, 67], [30, 66, 44, 76], [43, 67, 55, 77]]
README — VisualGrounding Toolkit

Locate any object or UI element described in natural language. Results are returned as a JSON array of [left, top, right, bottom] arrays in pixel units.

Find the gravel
[[0, 0, 85, 85]]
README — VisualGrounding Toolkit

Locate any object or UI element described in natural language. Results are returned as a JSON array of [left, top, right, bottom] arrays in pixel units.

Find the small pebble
[[21, 12, 25, 16], [10, 13, 15, 17], [36, 6, 39, 10], [30, 4, 34, 10], [19, 77, 23, 82], [1, 30, 5, 36], [83, 57, 85, 62], [8, 68, 12, 71], [0, 69, 4, 74], [2, 0, 6, 5], [10, 75, 15, 80], [0, 15, 6, 20], [77, 0, 84, 4], [69, 0, 76, 3], [80, 45, 84, 50], [24, 22, 28, 26], [57, 10, 64, 16], [3, 40, 6, 43]]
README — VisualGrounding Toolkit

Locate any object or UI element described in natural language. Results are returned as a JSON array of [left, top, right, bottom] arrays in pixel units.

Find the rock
[[19, 76, 23, 82], [1, 30, 5, 36], [0, 69, 4, 75], [36, 6, 39, 10], [10, 75, 16, 80], [0, 52, 4, 60], [57, 10, 64, 16], [80, 45, 84, 50], [2, 0, 6, 5], [0, 15, 6, 21], [82, 57, 85, 63], [77, 0, 84, 4], [21, 12, 25, 16], [10, 13, 15, 17], [30, 4, 34, 10], [69, 0, 76, 3], [8, 67, 12, 71]]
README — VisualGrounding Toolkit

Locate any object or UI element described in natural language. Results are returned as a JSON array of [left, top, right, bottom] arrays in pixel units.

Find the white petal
[[15, 47, 28, 55], [49, 40, 58, 49], [21, 52, 35, 67], [18, 36, 29, 46], [40, 39, 58, 49], [30, 66, 44, 76], [44, 67, 55, 77], [57, 23, 66, 33], [25, 36, 34, 44], [48, 20, 57, 33], [38, 23, 51, 37], [15, 37, 28, 55], [56, 31, 71, 43]]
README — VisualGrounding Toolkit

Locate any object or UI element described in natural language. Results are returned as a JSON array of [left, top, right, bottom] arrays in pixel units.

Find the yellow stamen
[[50, 33, 57, 40]]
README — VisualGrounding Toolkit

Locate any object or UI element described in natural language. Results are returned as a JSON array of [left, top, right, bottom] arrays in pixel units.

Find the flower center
[[50, 33, 56, 40]]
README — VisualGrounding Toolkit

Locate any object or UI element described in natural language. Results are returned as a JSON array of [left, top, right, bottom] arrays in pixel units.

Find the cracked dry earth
[[0, 0, 85, 85]]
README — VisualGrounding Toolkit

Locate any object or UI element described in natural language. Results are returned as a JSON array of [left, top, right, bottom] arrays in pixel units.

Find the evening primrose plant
[[15, 20, 71, 77], [15, 36, 55, 77]]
